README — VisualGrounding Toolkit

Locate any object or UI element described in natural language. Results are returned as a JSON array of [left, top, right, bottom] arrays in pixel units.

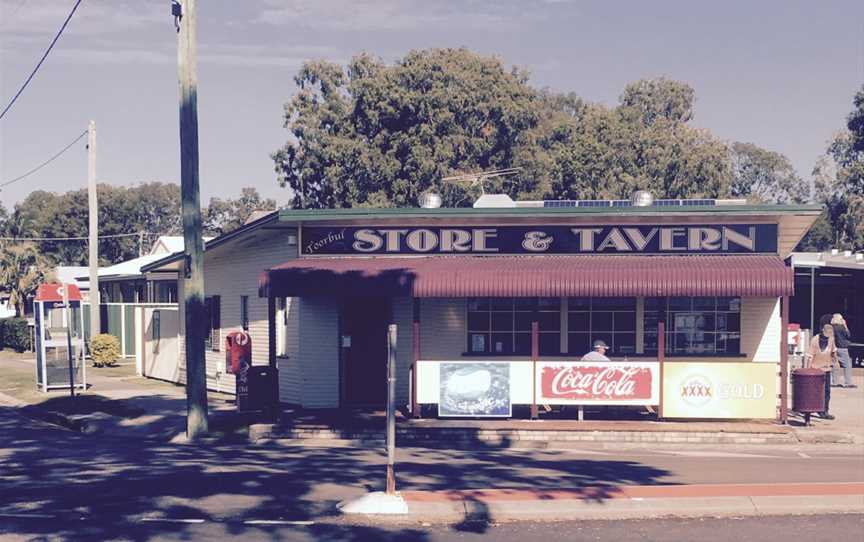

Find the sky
[[1, 0, 862, 210]]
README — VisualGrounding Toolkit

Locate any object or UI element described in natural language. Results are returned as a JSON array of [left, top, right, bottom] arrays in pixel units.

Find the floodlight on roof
[[418, 191, 442, 209]]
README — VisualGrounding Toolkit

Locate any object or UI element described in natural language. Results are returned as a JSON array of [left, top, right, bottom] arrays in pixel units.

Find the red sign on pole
[[537, 361, 660, 405], [35, 283, 82, 303]]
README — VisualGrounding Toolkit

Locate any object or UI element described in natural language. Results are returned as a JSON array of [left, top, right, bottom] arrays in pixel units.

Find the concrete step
[[250, 424, 801, 446]]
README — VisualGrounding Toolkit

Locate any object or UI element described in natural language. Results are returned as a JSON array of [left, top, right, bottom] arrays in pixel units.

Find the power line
[[0, 130, 87, 189], [0, 0, 84, 121], [0, 232, 150, 242]]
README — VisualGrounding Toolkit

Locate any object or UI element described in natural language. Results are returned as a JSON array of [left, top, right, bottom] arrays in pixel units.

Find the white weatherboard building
[[141, 199, 820, 421]]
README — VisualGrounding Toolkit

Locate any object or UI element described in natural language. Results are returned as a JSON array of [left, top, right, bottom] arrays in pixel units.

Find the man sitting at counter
[[581, 339, 611, 361]]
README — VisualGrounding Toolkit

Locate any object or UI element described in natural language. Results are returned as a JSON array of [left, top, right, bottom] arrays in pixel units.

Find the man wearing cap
[[582, 339, 611, 361]]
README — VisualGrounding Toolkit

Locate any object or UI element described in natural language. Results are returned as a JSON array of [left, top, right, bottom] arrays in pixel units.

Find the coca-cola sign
[[537, 361, 660, 405]]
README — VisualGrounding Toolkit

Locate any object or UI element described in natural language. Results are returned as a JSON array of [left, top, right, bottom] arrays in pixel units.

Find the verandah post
[[267, 295, 279, 423], [657, 320, 665, 420], [411, 297, 423, 418], [531, 320, 539, 420], [386, 324, 398, 495], [780, 296, 789, 424], [411, 298, 420, 418]]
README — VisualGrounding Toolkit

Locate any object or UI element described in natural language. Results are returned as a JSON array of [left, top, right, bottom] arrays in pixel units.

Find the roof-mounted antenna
[[441, 167, 521, 196]]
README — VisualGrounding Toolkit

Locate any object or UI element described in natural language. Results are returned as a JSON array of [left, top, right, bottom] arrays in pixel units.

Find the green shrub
[[2, 318, 31, 352], [90, 333, 121, 367], [0, 318, 7, 349]]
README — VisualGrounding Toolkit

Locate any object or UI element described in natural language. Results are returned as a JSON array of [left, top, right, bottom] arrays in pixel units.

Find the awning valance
[[260, 255, 793, 298]]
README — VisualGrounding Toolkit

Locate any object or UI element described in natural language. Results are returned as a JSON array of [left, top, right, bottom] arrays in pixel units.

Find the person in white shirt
[[581, 339, 611, 361]]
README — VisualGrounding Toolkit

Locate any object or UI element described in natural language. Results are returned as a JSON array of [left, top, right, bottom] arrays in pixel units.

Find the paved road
[[1, 404, 863, 540], [1, 513, 861, 541]]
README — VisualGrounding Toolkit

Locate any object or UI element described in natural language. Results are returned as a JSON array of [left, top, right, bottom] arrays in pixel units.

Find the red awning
[[260, 255, 793, 298]]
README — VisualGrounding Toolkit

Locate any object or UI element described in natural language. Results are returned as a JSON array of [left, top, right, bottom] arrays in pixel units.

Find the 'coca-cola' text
[[540, 365, 653, 400]]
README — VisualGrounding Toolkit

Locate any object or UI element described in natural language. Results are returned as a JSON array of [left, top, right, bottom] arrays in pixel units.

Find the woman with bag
[[805, 323, 838, 420]]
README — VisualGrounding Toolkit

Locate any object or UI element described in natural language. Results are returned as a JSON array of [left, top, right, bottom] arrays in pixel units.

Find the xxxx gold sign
[[662, 362, 777, 419], [301, 224, 777, 256]]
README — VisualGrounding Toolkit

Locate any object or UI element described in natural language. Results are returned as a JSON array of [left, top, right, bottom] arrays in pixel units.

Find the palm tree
[[0, 243, 53, 316]]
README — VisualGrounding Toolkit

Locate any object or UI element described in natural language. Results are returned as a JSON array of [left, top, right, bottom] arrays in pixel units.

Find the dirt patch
[[26, 394, 148, 419], [0, 350, 36, 363]]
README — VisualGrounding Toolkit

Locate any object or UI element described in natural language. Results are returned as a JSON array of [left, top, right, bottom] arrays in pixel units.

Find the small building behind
[[77, 235, 213, 304]]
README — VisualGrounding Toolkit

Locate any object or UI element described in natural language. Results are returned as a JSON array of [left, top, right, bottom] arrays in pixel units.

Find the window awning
[[259, 255, 793, 298]]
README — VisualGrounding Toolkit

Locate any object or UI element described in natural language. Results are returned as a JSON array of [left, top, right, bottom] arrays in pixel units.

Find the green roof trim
[[278, 204, 823, 222]]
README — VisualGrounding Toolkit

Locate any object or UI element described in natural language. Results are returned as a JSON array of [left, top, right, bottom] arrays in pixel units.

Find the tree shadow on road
[[0, 402, 672, 540]]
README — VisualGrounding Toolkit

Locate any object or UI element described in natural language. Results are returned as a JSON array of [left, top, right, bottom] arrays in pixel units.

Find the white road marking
[[244, 520, 315, 526], [797, 452, 811, 458], [0, 513, 56, 519], [544, 448, 613, 455], [649, 450, 776, 458], [140, 518, 206, 524]]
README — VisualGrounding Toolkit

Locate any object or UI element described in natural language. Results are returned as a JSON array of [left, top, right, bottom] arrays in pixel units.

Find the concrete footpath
[[0, 354, 241, 441], [397, 482, 864, 521]]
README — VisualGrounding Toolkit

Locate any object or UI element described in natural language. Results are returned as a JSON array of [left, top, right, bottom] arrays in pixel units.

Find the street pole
[[63, 284, 75, 398], [386, 324, 397, 495], [87, 120, 99, 339], [176, 0, 208, 439]]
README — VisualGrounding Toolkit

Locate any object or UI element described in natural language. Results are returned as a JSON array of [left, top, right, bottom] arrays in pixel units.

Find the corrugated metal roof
[[260, 255, 793, 298], [278, 204, 822, 222]]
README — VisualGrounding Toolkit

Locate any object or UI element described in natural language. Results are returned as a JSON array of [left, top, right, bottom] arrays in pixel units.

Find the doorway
[[341, 297, 391, 405], [142, 307, 180, 382]]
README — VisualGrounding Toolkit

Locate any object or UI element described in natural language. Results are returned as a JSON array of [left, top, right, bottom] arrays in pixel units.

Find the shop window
[[644, 297, 741, 355], [467, 297, 561, 355], [240, 295, 249, 331], [567, 297, 637, 356], [204, 295, 221, 351]]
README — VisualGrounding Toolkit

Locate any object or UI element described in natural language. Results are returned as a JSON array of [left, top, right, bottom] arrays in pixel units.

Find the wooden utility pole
[[87, 120, 99, 337], [176, 0, 208, 438]]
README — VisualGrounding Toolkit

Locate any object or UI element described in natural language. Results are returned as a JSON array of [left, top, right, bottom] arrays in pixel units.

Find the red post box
[[225, 331, 251, 375]]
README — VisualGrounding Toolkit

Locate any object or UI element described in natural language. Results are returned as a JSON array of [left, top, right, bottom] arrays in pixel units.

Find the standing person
[[582, 340, 610, 361], [805, 323, 838, 420], [831, 314, 856, 388]]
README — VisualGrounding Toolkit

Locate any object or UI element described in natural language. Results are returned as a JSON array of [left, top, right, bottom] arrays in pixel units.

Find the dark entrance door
[[342, 297, 390, 405]]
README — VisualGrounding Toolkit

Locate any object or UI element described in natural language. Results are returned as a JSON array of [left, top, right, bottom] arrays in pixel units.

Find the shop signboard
[[301, 224, 778, 256], [438, 361, 511, 417], [536, 361, 660, 405], [662, 362, 777, 419]]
